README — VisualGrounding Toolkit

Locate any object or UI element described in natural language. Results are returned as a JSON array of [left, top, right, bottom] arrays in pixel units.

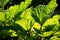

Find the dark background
[[4, 0, 60, 9]]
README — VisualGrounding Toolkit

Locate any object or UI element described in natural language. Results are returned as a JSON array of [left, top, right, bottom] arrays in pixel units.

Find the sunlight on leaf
[[41, 15, 60, 37], [33, 22, 41, 30], [15, 8, 33, 31], [0, 12, 5, 22], [41, 31, 53, 37]]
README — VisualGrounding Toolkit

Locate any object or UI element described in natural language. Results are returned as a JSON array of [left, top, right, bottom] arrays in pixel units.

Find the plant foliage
[[0, 0, 60, 40]]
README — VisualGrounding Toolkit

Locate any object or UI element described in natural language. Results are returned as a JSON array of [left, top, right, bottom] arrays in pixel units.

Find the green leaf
[[0, 12, 5, 22], [0, 0, 9, 7], [0, 29, 17, 38], [41, 15, 60, 37], [9, 29, 17, 37], [32, 0, 58, 24], [19, 0, 32, 11], [6, 5, 19, 21], [45, 0, 58, 14], [33, 22, 41, 30], [15, 8, 33, 31], [20, 8, 33, 20], [50, 36, 60, 40], [15, 19, 31, 31], [42, 15, 60, 28], [54, 31, 60, 36], [41, 31, 53, 37], [6, 0, 32, 21]]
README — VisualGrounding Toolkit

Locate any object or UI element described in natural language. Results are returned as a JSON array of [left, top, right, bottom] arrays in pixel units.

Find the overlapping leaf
[[6, 5, 19, 21], [6, 0, 32, 21], [54, 31, 60, 36], [32, 0, 58, 24], [15, 8, 33, 31], [41, 15, 60, 37], [19, 0, 32, 11]]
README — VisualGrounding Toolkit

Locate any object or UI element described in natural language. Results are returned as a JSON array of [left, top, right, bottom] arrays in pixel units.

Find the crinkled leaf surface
[[32, 0, 58, 24], [19, 0, 32, 11], [15, 8, 33, 31], [6, 0, 32, 21], [41, 15, 60, 37], [6, 5, 19, 21], [42, 15, 60, 28]]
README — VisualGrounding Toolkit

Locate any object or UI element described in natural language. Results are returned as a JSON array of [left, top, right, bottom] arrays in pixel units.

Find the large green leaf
[[6, 0, 32, 21], [0, 12, 5, 22], [15, 8, 33, 31], [45, 0, 57, 14], [6, 5, 19, 21], [32, 0, 58, 24], [41, 15, 60, 37], [42, 15, 60, 29]]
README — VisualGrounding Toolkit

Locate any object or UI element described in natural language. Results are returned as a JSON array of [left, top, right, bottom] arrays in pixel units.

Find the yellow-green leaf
[[0, 12, 5, 22]]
